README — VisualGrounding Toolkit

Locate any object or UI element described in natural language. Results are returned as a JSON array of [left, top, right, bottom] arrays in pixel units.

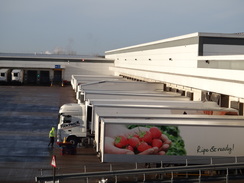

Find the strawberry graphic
[[139, 131, 153, 144], [126, 145, 134, 151], [137, 142, 152, 152], [152, 138, 163, 148], [149, 127, 162, 139], [128, 136, 140, 148], [114, 135, 128, 148]]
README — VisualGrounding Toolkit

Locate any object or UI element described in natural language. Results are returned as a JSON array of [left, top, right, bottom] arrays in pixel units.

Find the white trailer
[[86, 100, 221, 142], [71, 75, 121, 92], [77, 80, 173, 103], [0, 69, 11, 83], [92, 104, 238, 152], [86, 99, 219, 107], [99, 115, 244, 163], [11, 69, 24, 83], [71, 75, 121, 89], [79, 80, 164, 92], [81, 91, 189, 104]]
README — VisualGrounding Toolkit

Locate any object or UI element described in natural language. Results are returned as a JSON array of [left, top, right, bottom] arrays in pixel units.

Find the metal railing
[[35, 161, 244, 183]]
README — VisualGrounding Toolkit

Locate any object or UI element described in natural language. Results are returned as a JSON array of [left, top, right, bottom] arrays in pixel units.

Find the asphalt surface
[[0, 85, 146, 183], [0, 85, 76, 182]]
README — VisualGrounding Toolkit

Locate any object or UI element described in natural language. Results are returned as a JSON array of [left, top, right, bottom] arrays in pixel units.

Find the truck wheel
[[67, 136, 78, 147]]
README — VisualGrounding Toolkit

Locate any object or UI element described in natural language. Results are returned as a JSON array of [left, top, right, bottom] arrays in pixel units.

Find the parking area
[[0, 86, 143, 183], [0, 85, 76, 182]]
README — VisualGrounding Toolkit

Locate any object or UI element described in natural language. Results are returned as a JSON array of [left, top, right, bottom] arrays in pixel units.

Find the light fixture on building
[[205, 60, 210, 64], [169, 58, 172, 61]]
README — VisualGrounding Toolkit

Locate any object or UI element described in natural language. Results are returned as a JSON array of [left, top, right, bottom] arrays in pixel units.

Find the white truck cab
[[11, 69, 24, 83], [57, 103, 88, 146]]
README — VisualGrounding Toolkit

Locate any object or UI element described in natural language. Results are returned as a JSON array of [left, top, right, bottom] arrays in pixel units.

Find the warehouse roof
[[0, 53, 114, 63]]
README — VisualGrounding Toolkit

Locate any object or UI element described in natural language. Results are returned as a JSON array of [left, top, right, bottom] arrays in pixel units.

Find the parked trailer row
[[0, 68, 61, 85], [57, 100, 238, 151], [57, 75, 243, 164], [58, 80, 191, 145], [77, 80, 182, 104], [0, 69, 24, 84]]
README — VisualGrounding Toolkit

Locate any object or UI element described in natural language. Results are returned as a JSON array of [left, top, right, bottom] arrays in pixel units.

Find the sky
[[0, 0, 244, 55]]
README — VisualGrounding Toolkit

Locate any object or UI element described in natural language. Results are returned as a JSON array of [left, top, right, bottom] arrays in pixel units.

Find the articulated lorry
[[57, 88, 191, 146], [99, 115, 244, 163], [57, 100, 238, 148]]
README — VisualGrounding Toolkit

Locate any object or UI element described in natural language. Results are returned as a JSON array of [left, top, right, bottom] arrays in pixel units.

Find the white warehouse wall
[[113, 44, 199, 71], [106, 32, 244, 101]]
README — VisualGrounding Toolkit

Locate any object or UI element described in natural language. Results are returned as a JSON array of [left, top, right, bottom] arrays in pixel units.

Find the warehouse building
[[0, 53, 114, 85], [105, 32, 244, 114], [1, 32, 244, 114]]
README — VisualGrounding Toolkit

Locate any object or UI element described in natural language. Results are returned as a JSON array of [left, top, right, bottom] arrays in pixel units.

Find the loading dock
[[26, 70, 38, 84], [40, 70, 50, 85], [0, 68, 63, 86], [53, 69, 63, 85]]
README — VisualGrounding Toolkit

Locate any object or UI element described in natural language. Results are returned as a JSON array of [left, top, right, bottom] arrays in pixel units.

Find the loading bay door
[[53, 70, 62, 85], [40, 71, 50, 85], [27, 70, 37, 84]]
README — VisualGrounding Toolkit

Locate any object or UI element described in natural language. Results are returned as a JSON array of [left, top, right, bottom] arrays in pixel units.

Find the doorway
[[40, 71, 50, 85], [53, 70, 62, 85], [27, 70, 37, 84]]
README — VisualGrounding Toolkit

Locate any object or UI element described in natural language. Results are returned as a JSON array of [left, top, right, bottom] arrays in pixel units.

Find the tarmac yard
[[0, 86, 74, 182], [0, 86, 145, 183]]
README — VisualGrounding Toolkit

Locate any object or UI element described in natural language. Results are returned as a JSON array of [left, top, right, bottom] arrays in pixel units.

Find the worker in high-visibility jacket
[[48, 127, 55, 147]]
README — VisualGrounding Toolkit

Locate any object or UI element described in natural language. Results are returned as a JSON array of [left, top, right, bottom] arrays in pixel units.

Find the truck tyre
[[67, 136, 78, 147]]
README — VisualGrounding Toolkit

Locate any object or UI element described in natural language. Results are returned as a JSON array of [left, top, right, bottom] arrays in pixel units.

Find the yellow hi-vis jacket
[[49, 127, 55, 138]]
